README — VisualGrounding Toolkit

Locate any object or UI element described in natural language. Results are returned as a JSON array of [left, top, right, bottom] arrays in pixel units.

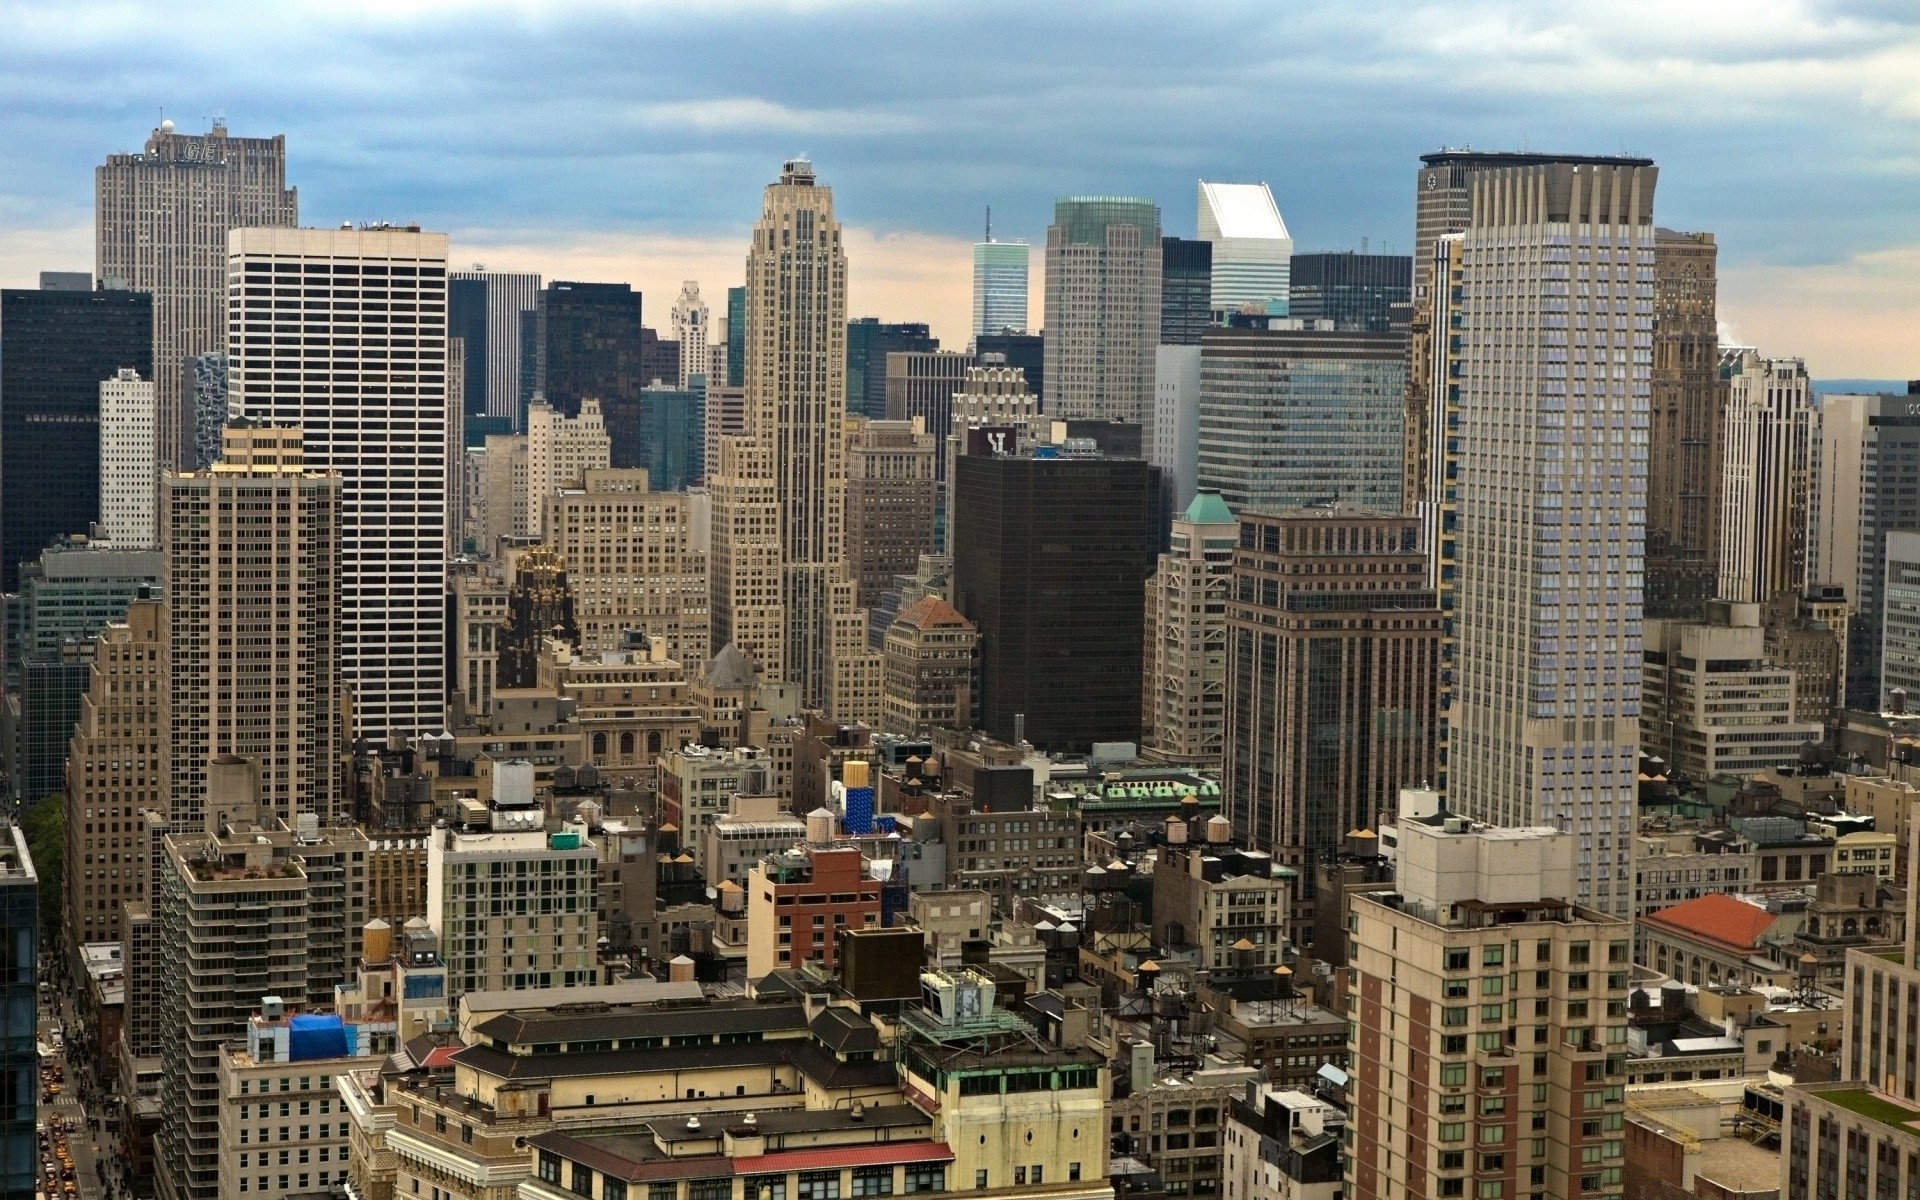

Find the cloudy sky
[[2, 0, 1916, 376]]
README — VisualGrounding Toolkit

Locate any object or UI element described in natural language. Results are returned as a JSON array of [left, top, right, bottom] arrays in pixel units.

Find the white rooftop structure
[[1196, 181, 1293, 315]]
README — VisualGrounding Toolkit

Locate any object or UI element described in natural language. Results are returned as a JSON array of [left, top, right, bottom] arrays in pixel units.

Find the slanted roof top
[[704, 642, 757, 689], [1183, 489, 1235, 526], [895, 596, 974, 631], [1641, 893, 1777, 953], [1198, 181, 1290, 242]]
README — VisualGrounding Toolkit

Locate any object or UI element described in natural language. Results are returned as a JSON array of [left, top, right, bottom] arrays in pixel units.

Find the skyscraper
[[1044, 196, 1162, 452], [883, 348, 975, 437], [181, 351, 228, 471], [1159, 236, 1213, 345], [1286, 251, 1411, 331], [0, 282, 152, 590], [1807, 392, 1920, 711], [944, 360, 1045, 553], [1140, 490, 1236, 770], [524, 398, 611, 538], [1197, 328, 1407, 514], [1223, 509, 1439, 864], [669, 280, 711, 386], [1445, 157, 1657, 918], [847, 318, 936, 420], [951, 445, 1158, 751], [1644, 228, 1722, 619], [726, 285, 746, 390], [1717, 349, 1812, 605], [98, 368, 158, 547], [96, 120, 297, 472], [845, 417, 937, 609], [975, 330, 1045, 403], [447, 274, 490, 418], [972, 238, 1030, 338], [710, 159, 881, 721], [226, 226, 448, 743], [1196, 181, 1291, 317], [163, 423, 341, 828], [546, 469, 708, 666], [1153, 344, 1202, 510], [0, 828, 35, 1200], [444, 269, 541, 425], [542, 280, 644, 418]]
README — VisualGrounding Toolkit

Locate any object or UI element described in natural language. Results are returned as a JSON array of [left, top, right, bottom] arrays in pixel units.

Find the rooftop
[[1811, 1083, 1920, 1133], [1641, 894, 1778, 953]]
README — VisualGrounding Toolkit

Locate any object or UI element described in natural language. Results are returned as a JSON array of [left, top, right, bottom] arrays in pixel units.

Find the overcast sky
[[2, 0, 1915, 375]]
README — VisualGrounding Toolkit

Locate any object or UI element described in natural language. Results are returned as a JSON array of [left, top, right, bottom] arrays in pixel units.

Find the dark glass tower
[[846, 318, 937, 419], [1287, 252, 1412, 332], [951, 445, 1158, 751], [601, 385, 705, 490], [447, 276, 490, 417], [0, 286, 152, 590], [541, 281, 643, 417], [0, 826, 35, 1200], [726, 286, 746, 389], [1160, 237, 1213, 345], [974, 331, 1046, 405]]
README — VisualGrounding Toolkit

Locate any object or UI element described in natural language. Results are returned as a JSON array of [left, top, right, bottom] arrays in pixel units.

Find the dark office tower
[[519, 308, 541, 422], [499, 546, 578, 688], [0, 284, 152, 591], [726, 286, 747, 391], [640, 383, 705, 490], [951, 443, 1158, 751], [1287, 252, 1413, 332], [974, 331, 1046, 404], [847, 318, 937, 419], [0, 826, 35, 1200], [884, 350, 975, 439], [1223, 509, 1440, 869], [542, 281, 644, 417], [639, 327, 681, 386], [1160, 237, 1213, 345], [448, 276, 489, 418], [1644, 229, 1723, 620]]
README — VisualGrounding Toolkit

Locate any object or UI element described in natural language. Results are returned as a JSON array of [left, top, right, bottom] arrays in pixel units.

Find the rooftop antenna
[[985, 206, 992, 244]]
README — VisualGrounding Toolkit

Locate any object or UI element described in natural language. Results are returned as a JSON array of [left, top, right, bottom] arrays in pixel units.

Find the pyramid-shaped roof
[[1183, 489, 1235, 526], [704, 642, 757, 689], [896, 595, 974, 631]]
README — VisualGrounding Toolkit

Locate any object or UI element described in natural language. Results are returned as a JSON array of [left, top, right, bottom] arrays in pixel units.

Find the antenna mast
[[985, 206, 992, 244]]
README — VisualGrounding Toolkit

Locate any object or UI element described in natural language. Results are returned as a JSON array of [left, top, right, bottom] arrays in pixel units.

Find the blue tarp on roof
[[288, 1013, 350, 1061]]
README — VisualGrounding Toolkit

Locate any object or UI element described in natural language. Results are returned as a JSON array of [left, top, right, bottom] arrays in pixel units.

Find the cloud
[[1722, 245, 1920, 380], [0, 0, 1915, 370]]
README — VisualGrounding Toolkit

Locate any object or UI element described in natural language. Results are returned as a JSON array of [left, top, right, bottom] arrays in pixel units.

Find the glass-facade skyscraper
[[1044, 196, 1161, 452], [1160, 237, 1213, 345], [0, 284, 152, 591], [1287, 251, 1411, 332], [1196, 181, 1291, 317], [542, 281, 644, 418], [846, 318, 936, 420], [971, 240, 1029, 338]]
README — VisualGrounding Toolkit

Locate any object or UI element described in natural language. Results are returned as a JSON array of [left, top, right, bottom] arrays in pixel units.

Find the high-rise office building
[[0, 829, 33, 1200], [881, 596, 977, 736], [155, 787, 367, 1200], [884, 348, 975, 439], [163, 423, 340, 828], [63, 595, 165, 947], [1140, 490, 1236, 770], [1044, 196, 1162, 452], [669, 280, 710, 386], [1197, 328, 1406, 514], [227, 226, 448, 743], [845, 417, 937, 609], [546, 468, 708, 666], [1808, 392, 1920, 711], [181, 351, 228, 471], [944, 361, 1045, 554], [710, 159, 881, 722], [1885, 533, 1920, 708], [1286, 251, 1411, 331], [602, 381, 705, 490], [639, 325, 680, 387], [1153, 344, 1202, 510], [1644, 228, 1722, 619], [972, 238, 1029, 339], [98, 367, 158, 547], [0, 283, 152, 590], [847, 318, 936, 421], [1347, 815, 1629, 1200], [1223, 509, 1439, 864], [975, 331, 1045, 404], [1717, 349, 1813, 606], [1642, 601, 1823, 781], [96, 120, 296, 473], [726, 285, 746, 390], [951, 445, 1158, 751], [448, 268, 541, 426], [1159, 236, 1213, 345], [1196, 181, 1291, 317], [542, 280, 643, 418], [524, 398, 611, 538], [1445, 157, 1657, 919]]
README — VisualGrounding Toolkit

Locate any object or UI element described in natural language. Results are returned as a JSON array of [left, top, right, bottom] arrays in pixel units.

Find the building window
[[605, 1180, 628, 1200], [852, 1168, 893, 1197], [974, 1171, 988, 1190], [749, 1178, 788, 1200], [690, 1181, 732, 1200], [904, 1168, 944, 1194], [539, 1152, 561, 1184], [573, 1163, 595, 1198], [798, 1172, 841, 1200]]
